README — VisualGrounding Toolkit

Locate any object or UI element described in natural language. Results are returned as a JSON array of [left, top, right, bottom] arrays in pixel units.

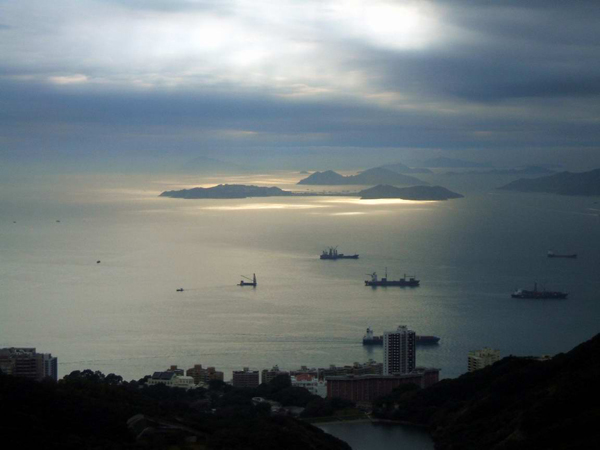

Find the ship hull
[[512, 292, 567, 299], [320, 254, 359, 260], [365, 281, 420, 287]]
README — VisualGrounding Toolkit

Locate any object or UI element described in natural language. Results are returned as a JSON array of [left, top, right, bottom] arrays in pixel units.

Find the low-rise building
[[186, 364, 224, 385], [232, 367, 260, 388], [147, 371, 196, 389], [0, 347, 58, 381], [326, 367, 440, 403], [468, 348, 501, 372], [261, 365, 289, 385], [291, 373, 327, 397]]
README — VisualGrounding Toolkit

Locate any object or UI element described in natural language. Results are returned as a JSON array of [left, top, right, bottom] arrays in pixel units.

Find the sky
[[1, 0, 600, 171]]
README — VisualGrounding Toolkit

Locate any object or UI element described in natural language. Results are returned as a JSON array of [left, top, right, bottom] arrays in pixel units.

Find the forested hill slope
[[374, 333, 600, 450]]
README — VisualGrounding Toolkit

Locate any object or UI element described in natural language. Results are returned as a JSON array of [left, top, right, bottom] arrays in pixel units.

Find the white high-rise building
[[383, 325, 416, 375]]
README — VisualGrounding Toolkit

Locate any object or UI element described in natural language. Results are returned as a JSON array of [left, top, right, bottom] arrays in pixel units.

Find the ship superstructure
[[320, 247, 359, 260]]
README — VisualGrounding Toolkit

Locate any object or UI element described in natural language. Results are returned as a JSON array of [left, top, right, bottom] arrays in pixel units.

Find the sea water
[[1, 171, 599, 382]]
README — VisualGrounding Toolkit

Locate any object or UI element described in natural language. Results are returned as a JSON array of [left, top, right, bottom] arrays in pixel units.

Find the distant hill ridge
[[498, 168, 600, 196], [378, 162, 432, 174], [297, 167, 426, 186]]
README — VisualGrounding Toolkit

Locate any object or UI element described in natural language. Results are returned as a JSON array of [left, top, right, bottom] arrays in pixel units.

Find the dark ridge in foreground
[[498, 168, 600, 196], [0, 371, 350, 450], [297, 168, 426, 186], [358, 184, 463, 200], [374, 333, 600, 450], [160, 184, 293, 199]]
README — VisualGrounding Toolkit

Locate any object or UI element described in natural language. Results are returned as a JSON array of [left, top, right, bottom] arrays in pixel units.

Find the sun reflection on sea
[[203, 203, 329, 211], [320, 198, 438, 206]]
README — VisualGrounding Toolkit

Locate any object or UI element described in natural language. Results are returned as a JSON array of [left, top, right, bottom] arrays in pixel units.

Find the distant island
[[421, 157, 493, 168], [358, 185, 463, 200], [160, 183, 463, 201], [378, 162, 433, 174], [498, 168, 600, 196], [445, 165, 555, 176], [160, 184, 293, 199], [297, 168, 426, 186]]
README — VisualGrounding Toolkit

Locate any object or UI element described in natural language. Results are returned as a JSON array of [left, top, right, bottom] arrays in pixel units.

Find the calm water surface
[[1, 171, 599, 382], [318, 422, 433, 450]]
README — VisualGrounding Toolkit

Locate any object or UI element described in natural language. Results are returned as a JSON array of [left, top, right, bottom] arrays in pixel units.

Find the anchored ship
[[365, 269, 419, 287], [362, 327, 383, 345], [511, 283, 567, 299], [547, 251, 577, 258], [238, 274, 257, 287], [362, 327, 439, 345], [320, 246, 359, 260]]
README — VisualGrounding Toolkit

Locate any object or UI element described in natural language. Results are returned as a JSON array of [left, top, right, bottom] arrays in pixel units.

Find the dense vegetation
[[373, 333, 600, 449], [0, 371, 350, 450]]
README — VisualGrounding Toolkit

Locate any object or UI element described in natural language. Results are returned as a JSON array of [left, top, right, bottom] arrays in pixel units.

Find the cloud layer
[[1, 0, 599, 168]]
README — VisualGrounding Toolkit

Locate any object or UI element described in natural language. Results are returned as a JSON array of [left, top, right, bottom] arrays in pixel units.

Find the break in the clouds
[[1, 0, 599, 168]]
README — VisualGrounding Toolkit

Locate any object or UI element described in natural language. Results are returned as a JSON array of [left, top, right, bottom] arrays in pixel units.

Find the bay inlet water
[[1, 171, 599, 386]]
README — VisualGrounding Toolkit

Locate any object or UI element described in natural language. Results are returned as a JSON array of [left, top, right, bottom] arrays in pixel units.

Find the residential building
[[186, 364, 224, 385], [327, 367, 440, 403], [147, 371, 196, 389], [0, 347, 58, 381], [261, 365, 289, 385], [384, 325, 416, 375], [291, 374, 327, 397], [468, 348, 501, 372], [232, 367, 260, 388]]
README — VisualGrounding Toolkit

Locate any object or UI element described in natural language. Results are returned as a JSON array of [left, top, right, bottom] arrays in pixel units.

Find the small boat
[[511, 283, 568, 299], [176, 288, 184, 292], [547, 251, 577, 258], [239, 273, 257, 287], [96, 260, 101, 264], [365, 269, 419, 287]]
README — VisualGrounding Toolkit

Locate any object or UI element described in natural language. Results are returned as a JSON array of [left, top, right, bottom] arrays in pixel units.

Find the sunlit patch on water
[[320, 198, 438, 206], [203, 203, 330, 211], [331, 212, 367, 216]]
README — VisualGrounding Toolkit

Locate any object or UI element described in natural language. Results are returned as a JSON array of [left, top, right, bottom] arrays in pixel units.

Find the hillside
[[298, 168, 426, 186], [358, 184, 463, 200], [0, 371, 350, 450], [374, 333, 600, 450], [498, 169, 600, 196], [160, 184, 293, 199]]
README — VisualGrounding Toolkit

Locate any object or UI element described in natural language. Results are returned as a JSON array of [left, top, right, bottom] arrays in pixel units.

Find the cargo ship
[[362, 327, 439, 345], [365, 269, 419, 287], [547, 251, 577, 258], [320, 247, 359, 260], [511, 283, 567, 299]]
